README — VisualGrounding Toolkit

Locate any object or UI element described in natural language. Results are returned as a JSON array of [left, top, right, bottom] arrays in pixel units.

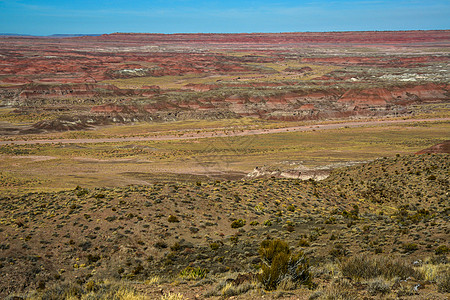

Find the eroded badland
[[0, 31, 449, 299]]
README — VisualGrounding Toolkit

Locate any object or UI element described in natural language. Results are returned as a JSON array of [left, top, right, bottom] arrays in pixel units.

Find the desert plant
[[309, 278, 357, 300], [258, 239, 311, 290], [417, 263, 448, 281], [329, 243, 348, 258], [298, 239, 310, 247], [210, 242, 220, 251], [341, 255, 417, 280], [170, 242, 181, 251], [26, 280, 148, 300], [401, 243, 418, 253], [368, 278, 391, 295], [263, 220, 272, 226], [435, 245, 450, 255], [161, 292, 184, 300], [231, 219, 246, 228], [168, 215, 179, 223], [437, 266, 450, 293], [179, 266, 209, 280]]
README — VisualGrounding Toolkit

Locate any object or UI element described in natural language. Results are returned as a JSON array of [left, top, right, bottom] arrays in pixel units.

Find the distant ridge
[[47, 34, 102, 38], [0, 33, 101, 38], [0, 33, 34, 37]]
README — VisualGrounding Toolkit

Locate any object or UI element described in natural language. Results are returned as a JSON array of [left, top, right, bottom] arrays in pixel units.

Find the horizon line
[[1, 29, 450, 37]]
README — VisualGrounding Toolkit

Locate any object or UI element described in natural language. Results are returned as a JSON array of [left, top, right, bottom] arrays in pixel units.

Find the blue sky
[[0, 0, 449, 35]]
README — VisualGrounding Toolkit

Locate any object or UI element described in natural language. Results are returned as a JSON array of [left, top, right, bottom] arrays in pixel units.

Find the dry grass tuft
[[340, 255, 418, 281]]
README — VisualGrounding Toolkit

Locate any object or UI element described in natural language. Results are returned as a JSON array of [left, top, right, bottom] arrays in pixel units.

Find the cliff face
[[88, 83, 449, 121], [338, 84, 449, 106], [17, 84, 119, 99]]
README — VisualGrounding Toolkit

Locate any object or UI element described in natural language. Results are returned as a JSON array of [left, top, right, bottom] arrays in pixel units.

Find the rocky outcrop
[[87, 83, 448, 122], [17, 83, 124, 99], [416, 141, 450, 154], [337, 84, 449, 106]]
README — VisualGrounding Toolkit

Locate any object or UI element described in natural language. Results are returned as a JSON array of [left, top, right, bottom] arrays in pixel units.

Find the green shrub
[[85, 280, 99, 292], [210, 242, 220, 251], [325, 216, 336, 224], [263, 220, 272, 226], [258, 239, 311, 290], [329, 243, 348, 258], [435, 245, 450, 255], [168, 215, 179, 223], [170, 242, 181, 251], [298, 239, 310, 247], [75, 188, 89, 197], [401, 243, 418, 253], [231, 219, 246, 228], [179, 266, 208, 280]]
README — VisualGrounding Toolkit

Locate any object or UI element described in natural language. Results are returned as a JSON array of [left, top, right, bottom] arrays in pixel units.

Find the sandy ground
[[0, 118, 448, 145]]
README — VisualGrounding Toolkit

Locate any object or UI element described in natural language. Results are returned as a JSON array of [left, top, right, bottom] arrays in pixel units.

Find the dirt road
[[0, 118, 448, 145]]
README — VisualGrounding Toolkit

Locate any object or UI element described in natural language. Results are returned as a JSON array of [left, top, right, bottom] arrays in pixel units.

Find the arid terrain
[[0, 31, 449, 299]]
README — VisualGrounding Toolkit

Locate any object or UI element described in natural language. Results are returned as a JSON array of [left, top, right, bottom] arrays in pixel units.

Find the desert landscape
[[0, 30, 449, 299]]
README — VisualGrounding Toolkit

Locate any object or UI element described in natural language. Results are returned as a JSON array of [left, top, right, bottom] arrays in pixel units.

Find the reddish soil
[[416, 140, 450, 154], [0, 30, 448, 131], [88, 83, 448, 121]]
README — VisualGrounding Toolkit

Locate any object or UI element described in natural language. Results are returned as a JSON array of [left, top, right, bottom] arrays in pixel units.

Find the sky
[[0, 0, 449, 35]]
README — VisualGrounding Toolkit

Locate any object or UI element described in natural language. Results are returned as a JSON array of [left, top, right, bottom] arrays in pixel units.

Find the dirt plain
[[0, 31, 449, 299]]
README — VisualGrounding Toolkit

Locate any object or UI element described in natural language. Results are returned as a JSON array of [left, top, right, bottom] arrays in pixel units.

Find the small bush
[[298, 239, 310, 247], [179, 267, 209, 280], [435, 245, 450, 255], [329, 243, 348, 258], [263, 220, 272, 226], [28, 281, 148, 300], [170, 242, 181, 251], [154, 241, 168, 249], [168, 215, 179, 223], [87, 254, 100, 264], [85, 280, 98, 292], [401, 243, 418, 253], [437, 267, 450, 293], [325, 216, 336, 224], [231, 219, 246, 228], [368, 278, 391, 295], [417, 263, 448, 281], [310, 278, 357, 300], [205, 279, 257, 297], [210, 242, 220, 251], [75, 187, 89, 197], [258, 239, 311, 291], [161, 292, 184, 300]]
